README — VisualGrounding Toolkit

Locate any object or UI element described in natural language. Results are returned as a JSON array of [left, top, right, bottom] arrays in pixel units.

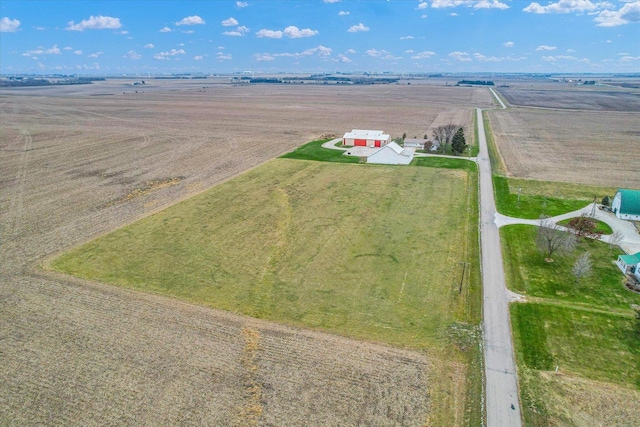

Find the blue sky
[[1, 0, 639, 74]]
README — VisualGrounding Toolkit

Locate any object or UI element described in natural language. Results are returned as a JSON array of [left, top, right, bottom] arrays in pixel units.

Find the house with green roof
[[617, 252, 640, 281], [611, 189, 640, 221]]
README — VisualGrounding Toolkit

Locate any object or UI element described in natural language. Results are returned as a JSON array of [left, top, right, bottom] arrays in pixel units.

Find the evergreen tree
[[451, 127, 467, 155]]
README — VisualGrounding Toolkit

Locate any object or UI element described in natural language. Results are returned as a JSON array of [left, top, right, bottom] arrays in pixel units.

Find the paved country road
[[476, 108, 523, 426]]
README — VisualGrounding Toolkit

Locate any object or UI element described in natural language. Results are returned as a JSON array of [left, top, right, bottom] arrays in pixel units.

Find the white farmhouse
[[616, 252, 640, 282], [403, 138, 428, 150], [343, 129, 391, 148], [367, 141, 414, 165]]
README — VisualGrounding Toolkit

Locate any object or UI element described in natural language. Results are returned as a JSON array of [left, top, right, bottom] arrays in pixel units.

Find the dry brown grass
[[0, 80, 491, 425], [487, 107, 640, 188]]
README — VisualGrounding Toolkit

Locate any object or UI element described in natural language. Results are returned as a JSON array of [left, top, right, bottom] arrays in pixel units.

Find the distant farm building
[[403, 138, 428, 150], [367, 141, 414, 165], [611, 189, 640, 221], [617, 252, 640, 282], [343, 129, 390, 148]]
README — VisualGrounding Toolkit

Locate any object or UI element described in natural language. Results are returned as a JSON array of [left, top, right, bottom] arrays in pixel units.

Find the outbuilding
[[367, 141, 414, 165], [343, 129, 391, 148], [403, 138, 428, 150], [611, 189, 640, 221]]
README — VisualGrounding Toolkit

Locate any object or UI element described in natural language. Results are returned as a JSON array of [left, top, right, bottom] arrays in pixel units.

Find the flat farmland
[[498, 87, 640, 112], [1, 81, 489, 425], [487, 108, 640, 188]]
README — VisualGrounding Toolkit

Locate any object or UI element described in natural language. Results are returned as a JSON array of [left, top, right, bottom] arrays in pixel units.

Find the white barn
[[343, 129, 391, 148], [611, 189, 640, 221], [367, 141, 414, 165]]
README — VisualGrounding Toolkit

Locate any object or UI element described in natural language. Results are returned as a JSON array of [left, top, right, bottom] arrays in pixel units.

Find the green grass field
[[52, 159, 480, 349], [281, 138, 360, 163], [51, 157, 483, 424], [502, 224, 640, 425], [500, 224, 638, 310]]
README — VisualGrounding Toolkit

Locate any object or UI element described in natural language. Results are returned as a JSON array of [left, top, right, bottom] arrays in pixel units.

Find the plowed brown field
[[0, 80, 491, 425], [487, 107, 640, 188]]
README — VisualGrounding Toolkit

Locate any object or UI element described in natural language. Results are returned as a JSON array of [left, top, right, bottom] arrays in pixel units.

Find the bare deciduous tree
[[536, 218, 576, 262], [432, 126, 447, 153], [572, 252, 592, 283], [443, 123, 458, 152], [609, 230, 624, 253]]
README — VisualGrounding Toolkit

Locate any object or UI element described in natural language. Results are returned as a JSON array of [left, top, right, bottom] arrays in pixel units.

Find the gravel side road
[[477, 108, 523, 426]]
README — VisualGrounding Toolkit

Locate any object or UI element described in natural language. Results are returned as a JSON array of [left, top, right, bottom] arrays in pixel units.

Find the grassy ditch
[[502, 223, 640, 425], [412, 156, 477, 171]]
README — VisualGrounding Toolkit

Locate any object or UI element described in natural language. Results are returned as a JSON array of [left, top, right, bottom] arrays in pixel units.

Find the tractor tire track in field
[[3, 129, 33, 243]]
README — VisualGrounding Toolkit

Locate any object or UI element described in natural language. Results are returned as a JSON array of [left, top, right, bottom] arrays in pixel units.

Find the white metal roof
[[343, 129, 390, 140]]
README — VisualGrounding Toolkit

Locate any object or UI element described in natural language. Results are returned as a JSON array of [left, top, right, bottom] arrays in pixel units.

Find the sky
[[1, 0, 639, 75]]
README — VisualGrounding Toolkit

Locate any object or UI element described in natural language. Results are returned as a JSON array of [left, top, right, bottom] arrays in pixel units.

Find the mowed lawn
[[51, 159, 479, 350], [501, 224, 640, 425]]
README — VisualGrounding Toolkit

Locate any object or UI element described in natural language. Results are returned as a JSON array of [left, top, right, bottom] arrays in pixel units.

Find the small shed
[[611, 189, 640, 221], [367, 141, 414, 165], [617, 252, 640, 275], [403, 138, 428, 150]]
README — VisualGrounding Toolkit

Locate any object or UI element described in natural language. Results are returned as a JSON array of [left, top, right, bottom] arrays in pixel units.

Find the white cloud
[[256, 29, 283, 38], [63, 46, 73, 50], [337, 54, 352, 63], [620, 55, 640, 61], [182, 30, 194, 34], [503, 41, 514, 47], [431, 0, 509, 9], [255, 53, 275, 61], [567, 48, 576, 52], [0, 17, 21, 32], [74, 50, 82, 55], [412, 50, 436, 59], [475, 0, 510, 9], [323, 0, 342, 3], [536, 45, 557, 51], [118, 30, 128, 35], [303, 45, 332, 57], [160, 26, 172, 33], [523, 0, 606, 14], [366, 49, 389, 57], [153, 49, 186, 60], [449, 51, 471, 61], [25, 45, 61, 55], [417, 2, 428, 10], [421, 14, 428, 18], [88, 51, 103, 58], [124, 50, 141, 60], [400, 35, 415, 40], [594, 1, 640, 27], [339, 11, 350, 16], [346, 49, 356, 54], [474, 52, 502, 62], [348, 23, 369, 32], [224, 25, 250, 36], [193, 55, 203, 60], [176, 15, 205, 26], [284, 25, 318, 38], [144, 43, 154, 49], [67, 15, 122, 31], [406, 49, 415, 53], [236, 1, 249, 7], [221, 17, 238, 26], [449, 12, 459, 16], [216, 52, 232, 60]]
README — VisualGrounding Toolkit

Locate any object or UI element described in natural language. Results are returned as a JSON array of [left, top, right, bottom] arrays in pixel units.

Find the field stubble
[[487, 108, 640, 188], [0, 81, 490, 425]]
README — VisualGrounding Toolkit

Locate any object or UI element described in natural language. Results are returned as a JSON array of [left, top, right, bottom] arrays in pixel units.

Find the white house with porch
[[616, 252, 640, 281]]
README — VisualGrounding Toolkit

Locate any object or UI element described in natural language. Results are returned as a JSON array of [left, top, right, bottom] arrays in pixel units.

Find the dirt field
[[0, 81, 491, 425], [498, 86, 640, 112], [487, 107, 640, 188]]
